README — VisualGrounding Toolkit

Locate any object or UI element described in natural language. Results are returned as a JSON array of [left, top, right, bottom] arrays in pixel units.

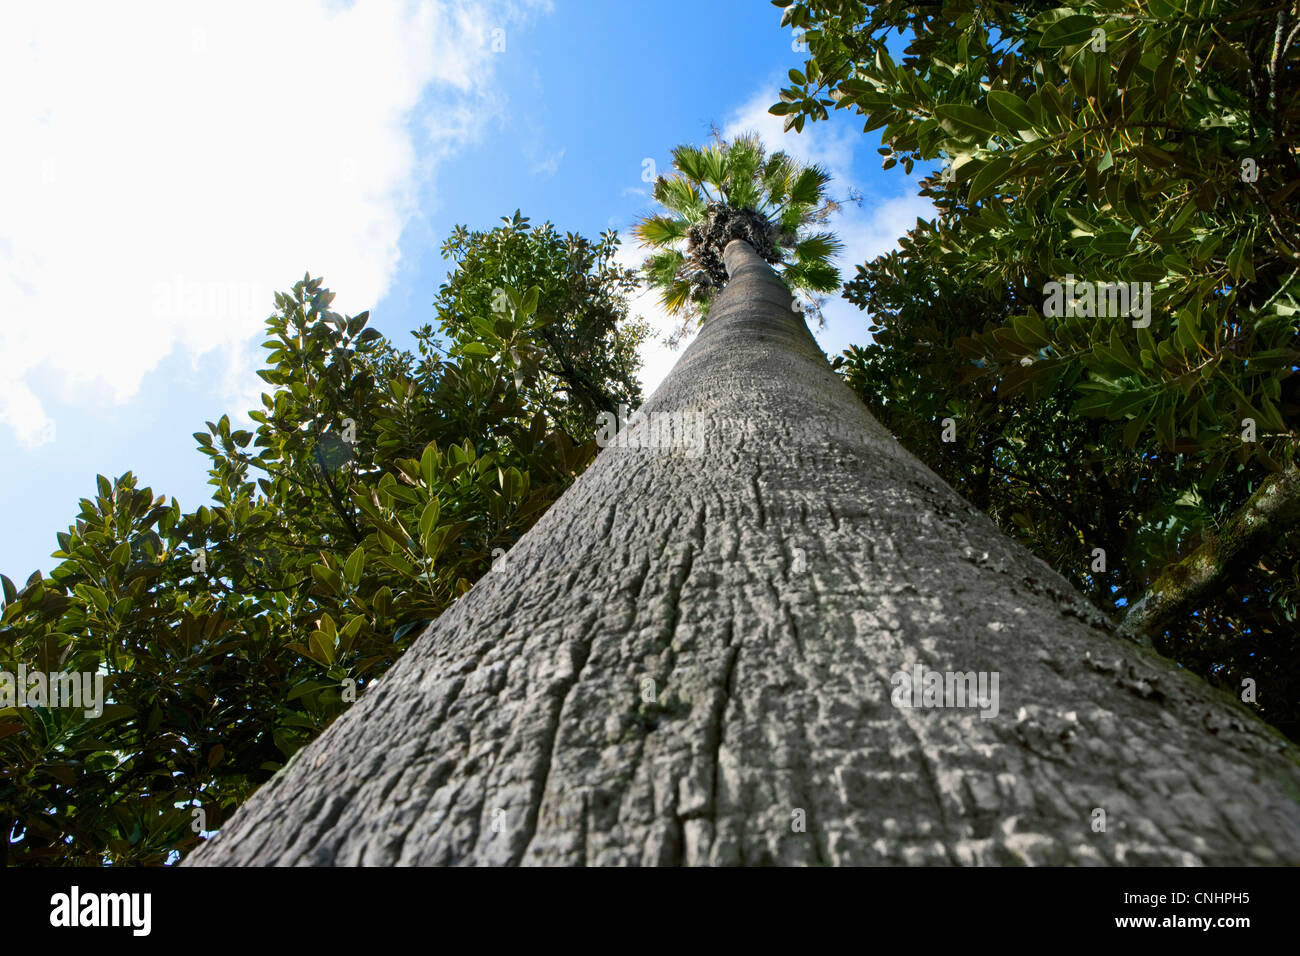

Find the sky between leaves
[[0, 0, 932, 582]]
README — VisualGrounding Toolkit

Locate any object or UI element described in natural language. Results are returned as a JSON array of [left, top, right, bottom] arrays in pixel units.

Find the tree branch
[[1124, 463, 1300, 638]]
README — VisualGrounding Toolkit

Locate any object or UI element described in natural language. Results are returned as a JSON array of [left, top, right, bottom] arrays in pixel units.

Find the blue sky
[[0, 0, 933, 583]]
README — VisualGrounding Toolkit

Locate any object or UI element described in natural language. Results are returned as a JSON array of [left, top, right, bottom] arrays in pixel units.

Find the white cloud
[[811, 193, 935, 357], [721, 86, 858, 181], [0, 377, 56, 448], [528, 147, 566, 178], [0, 0, 544, 449]]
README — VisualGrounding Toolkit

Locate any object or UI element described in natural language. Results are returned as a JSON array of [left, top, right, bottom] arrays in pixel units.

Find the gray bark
[[189, 240, 1300, 866]]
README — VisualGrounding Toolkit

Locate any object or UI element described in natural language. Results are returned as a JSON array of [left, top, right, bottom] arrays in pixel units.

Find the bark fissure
[[751, 463, 766, 528], [516, 618, 596, 864], [709, 632, 741, 830]]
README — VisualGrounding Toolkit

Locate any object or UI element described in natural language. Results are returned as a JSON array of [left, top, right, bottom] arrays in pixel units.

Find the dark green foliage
[[776, 0, 1298, 465], [0, 218, 644, 864], [429, 210, 650, 439]]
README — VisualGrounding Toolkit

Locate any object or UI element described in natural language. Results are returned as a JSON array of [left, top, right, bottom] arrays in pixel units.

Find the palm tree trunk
[[188, 239, 1300, 866]]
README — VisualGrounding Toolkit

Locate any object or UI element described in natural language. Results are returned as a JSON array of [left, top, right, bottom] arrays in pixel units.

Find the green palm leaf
[[644, 249, 685, 287], [701, 144, 728, 185], [785, 260, 841, 293], [632, 133, 844, 322], [788, 165, 832, 206], [795, 232, 844, 264], [726, 178, 761, 210], [672, 144, 709, 184], [665, 278, 693, 314], [725, 134, 764, 200], [779, 204, 804, 233], [654, 176, 705, 218], [762, 152, 796, 205], [634, 215, 689, 247]]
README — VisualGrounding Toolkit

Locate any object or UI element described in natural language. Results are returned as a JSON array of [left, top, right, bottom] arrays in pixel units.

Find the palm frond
[[653, 175, 706, 219], [664, 277, 693, 314], [783, 259, 841, 294], [725, 133, 764, 199], [643, 249, 686, 287], [787, 164, 832, 207], [633, 214, 690, 247], [794, 231, 845, 264], [761, 151, 796, 206], [726, 177, 762, 210], [778, 203, 804, 233], [672, 144, 709, 184], [701, 144, 728, 186]]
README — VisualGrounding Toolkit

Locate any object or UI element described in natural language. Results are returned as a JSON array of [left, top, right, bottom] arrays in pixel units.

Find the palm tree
[[634, 131, 843, 337], [188, 238, 1300, 866]]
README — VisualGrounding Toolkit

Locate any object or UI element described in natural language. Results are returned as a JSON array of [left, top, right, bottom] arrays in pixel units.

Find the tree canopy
[[634, 132, 844, 333], [431, 210, 649, 436], [0, 220, 644, 864]]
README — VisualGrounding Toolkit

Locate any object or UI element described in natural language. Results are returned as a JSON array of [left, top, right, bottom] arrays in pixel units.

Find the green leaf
[[986, 90, 1036, 131], [634, 215, 688, 245], [77, 584, 110, 613], [392, 619, 430, 643], [968, 154, 1015, 204], [308, 631, 336, 666], [934, 104, 1000, 141], [372, 586, 393, 619], [1090, 231, 1133, 256], [344, 546, 365, 587], [520, 285, 540, 317], [1039, 14, 1096, 48], [311, 564, 344, 594], [420, 443, 438, 488], [287, 680, 337, 702], [1011, 312, 1052, 349], [421, 524, 455, 561], [1122, 403, 1155, 448], [372, 516, 411, 552], [419, 498, 441, 537], [339, 614, 365, 654]]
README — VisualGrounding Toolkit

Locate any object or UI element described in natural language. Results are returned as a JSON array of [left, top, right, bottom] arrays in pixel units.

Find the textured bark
[[1124, 464, 1300, 639], [189, 240, 1300, 866]]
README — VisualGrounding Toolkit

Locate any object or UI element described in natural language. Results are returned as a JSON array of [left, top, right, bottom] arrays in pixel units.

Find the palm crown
[[633, 132, 843, 326]]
